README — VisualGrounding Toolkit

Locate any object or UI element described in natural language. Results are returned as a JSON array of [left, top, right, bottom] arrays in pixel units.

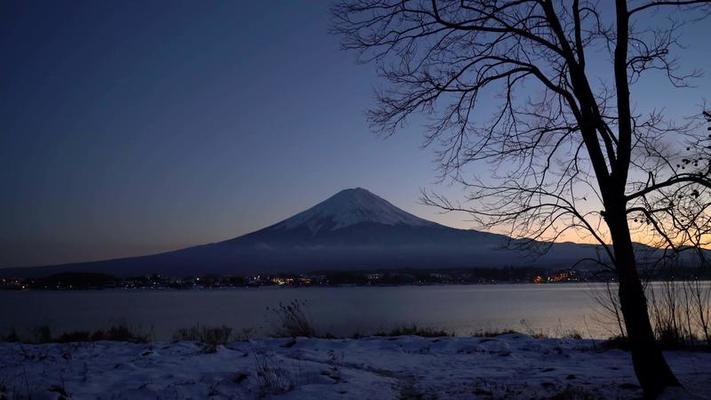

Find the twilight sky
[[1, 1, 710, 267]]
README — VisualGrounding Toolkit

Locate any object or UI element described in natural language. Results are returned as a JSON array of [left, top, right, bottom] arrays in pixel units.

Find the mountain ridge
[[1, 188, 613, 278]]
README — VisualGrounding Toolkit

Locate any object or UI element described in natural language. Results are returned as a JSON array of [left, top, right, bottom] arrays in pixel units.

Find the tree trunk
[[607, 207, 680, 399]]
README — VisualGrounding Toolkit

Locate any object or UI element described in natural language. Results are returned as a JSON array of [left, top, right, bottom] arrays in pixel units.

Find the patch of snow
[[658, 387, 707, 400], [1, 336, 710, 399]]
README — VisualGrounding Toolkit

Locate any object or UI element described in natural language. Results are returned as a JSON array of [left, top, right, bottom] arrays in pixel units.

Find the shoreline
[[4, 279, 711, 292]]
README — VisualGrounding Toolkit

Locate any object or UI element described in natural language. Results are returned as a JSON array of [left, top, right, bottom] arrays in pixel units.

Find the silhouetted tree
[[333, 1, 711, 397]]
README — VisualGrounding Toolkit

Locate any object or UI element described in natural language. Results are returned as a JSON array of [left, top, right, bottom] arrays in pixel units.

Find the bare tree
[[333, 1, 711, 397]]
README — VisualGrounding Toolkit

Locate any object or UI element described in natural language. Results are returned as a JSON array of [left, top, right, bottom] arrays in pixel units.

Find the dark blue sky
[[2, 1, 710, 267]]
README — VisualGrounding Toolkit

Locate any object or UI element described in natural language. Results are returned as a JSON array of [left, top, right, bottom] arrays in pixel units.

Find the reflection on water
[[0, 282, 708, 340]]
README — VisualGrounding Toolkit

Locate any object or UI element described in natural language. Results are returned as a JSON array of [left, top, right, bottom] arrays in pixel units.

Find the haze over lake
[[0, 283, 660, 340]]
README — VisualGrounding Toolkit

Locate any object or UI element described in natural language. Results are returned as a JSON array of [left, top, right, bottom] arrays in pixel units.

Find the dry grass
[[375, 325, 452, 337], [253, 351, 294, 396], [1, 324, 149, 344], [267, 300, 316, 337], [172, 324, 233, 352]]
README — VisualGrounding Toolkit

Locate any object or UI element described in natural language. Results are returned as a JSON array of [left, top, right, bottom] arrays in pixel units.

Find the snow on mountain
[[269, 188, 437, 233]]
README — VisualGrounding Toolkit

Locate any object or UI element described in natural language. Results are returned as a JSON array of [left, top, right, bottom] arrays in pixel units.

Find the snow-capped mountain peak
[[271, 187, 437, 233]]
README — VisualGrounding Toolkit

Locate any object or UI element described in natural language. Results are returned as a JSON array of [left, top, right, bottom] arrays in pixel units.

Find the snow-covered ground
[[1, 334, 710, 399]]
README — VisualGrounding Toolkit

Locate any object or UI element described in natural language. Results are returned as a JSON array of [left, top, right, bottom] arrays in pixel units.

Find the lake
[[0, 283, 645, 340]]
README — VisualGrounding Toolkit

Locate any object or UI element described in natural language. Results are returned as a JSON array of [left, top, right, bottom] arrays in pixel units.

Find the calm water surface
[[0, 283, 640, 339]]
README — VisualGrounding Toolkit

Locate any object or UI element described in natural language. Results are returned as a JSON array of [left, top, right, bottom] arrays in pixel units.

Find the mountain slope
[[2, 188, 606, 278]]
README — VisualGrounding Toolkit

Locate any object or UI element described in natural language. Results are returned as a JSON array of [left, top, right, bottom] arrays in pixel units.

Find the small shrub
[[471, 329, 518, 337], [1, 329, 19, 343], [32, 326, 52, 343], [201, 326, 232, 351], [375, 325, 452, 337], [233, 327, 255, 341], [647, 278, 709, 349], [519, 319, 548, 339], [2, 324, 148, 343], [562, 330, 583, 340], [601, 335, 630, 351], [326, 350, 342, 382], [254, 351, 294, 395], [655, 325, 698, 350], [267, 300, 315, 337], [173, 324, 233, 352], [90, 324, 149, 343], [56, 331, 92, 343]]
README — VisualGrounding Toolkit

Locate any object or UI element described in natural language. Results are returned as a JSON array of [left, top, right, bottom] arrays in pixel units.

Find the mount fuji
[[2, 188, 604, 278]]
